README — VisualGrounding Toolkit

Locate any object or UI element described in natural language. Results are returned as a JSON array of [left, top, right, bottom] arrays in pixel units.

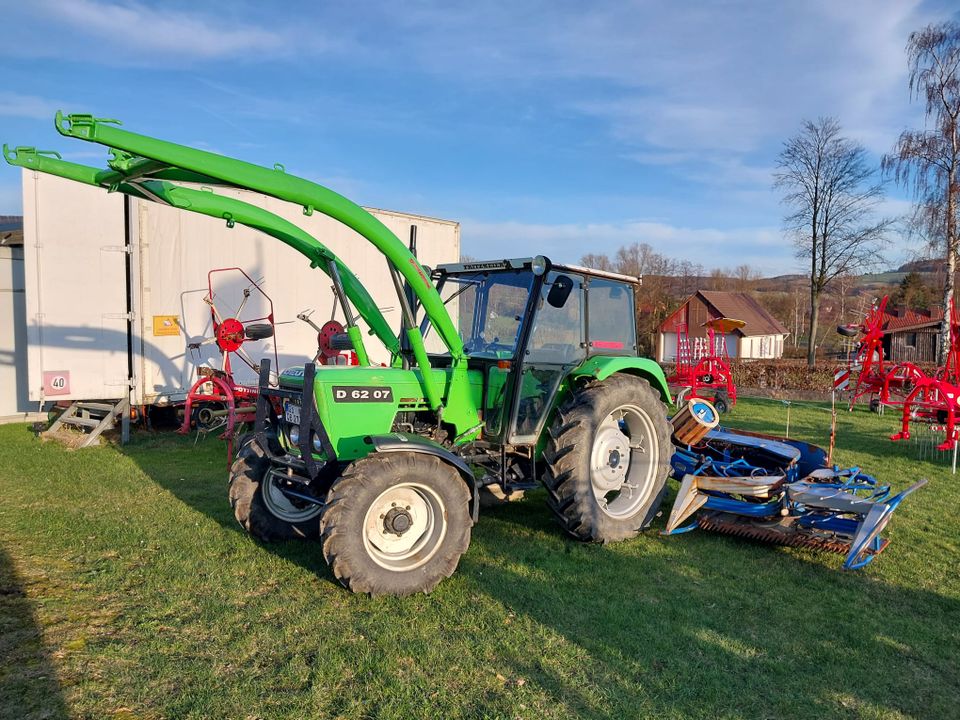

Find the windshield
[[442, 270, 534, 358]]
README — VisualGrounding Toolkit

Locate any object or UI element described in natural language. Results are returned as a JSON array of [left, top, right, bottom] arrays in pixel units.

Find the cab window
[[587, 279, 636, 355]]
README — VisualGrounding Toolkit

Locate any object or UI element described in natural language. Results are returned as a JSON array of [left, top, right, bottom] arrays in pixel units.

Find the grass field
[[1, 398, 959, 719]]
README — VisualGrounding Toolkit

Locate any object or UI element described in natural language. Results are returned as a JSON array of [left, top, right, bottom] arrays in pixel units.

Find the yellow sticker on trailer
[[152, 315, 181, 336]]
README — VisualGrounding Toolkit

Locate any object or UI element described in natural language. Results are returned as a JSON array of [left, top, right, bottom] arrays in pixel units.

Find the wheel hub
[[587, 403, 660, 520], [382, 506, 413, 536], [363, 484, 446, 570], [261, 470, 324, 523], [591, 424, 631, 492]]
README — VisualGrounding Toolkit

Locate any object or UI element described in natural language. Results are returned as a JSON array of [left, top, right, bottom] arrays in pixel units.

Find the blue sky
[[1, 0, 957, 275]]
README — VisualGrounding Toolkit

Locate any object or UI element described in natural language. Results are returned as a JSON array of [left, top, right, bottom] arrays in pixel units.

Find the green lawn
[[1, 398, 958, 719]]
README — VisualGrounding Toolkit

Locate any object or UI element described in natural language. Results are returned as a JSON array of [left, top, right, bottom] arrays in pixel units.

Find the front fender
[[570, 356, 672, 403]]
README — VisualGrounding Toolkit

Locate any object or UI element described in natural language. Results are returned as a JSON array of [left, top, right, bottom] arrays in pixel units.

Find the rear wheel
[[544, 374, 671, 543], [228, 441, 323, 541], [320, 453, 472, 596]]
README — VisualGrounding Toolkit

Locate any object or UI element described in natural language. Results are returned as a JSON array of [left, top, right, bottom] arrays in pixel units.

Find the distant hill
[[897, 258, 942, 274]]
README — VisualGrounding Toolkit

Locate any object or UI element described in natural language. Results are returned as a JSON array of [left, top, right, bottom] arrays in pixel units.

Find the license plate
[[332, 386, 394, 403], [284, 401, 301, 424]]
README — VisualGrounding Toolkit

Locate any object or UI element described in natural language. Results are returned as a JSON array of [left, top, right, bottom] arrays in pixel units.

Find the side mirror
[[547, 275, 574, 308]]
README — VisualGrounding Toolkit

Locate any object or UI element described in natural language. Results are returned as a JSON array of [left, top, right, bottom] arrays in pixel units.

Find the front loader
[[7, 113, 674, 595]]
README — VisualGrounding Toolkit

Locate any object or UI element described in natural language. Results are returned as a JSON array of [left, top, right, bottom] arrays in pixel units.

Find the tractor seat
[[785, 482, 876, 514]]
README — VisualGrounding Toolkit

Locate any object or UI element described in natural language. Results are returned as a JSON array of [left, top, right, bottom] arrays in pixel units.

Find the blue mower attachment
[[664, 424, 926, 570]]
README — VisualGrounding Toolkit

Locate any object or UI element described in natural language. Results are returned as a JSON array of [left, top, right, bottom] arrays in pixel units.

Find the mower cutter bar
[[697, 513, 879, 557]]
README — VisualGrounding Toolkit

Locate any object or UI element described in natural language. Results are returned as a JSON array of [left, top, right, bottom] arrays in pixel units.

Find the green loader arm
[[3, 145, 400, 358], [46, 112, 468, 409], [52, 114, 464, 358], [7, 111, 478, 415]]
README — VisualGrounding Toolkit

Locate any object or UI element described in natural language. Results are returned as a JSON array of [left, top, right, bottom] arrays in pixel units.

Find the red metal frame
[[666, 317, 740, 410], [842, 296, 890, 407], [889, 300, 960, 450], [840, 295, 960, 450], [179, 268, 280, 457]]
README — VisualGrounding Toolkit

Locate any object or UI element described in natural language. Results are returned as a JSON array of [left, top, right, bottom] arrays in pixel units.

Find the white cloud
[[16, 0, 290, 62], [338, 0, 943, 192], [0, 92, 63, 120], [461, 218, 791, 275]]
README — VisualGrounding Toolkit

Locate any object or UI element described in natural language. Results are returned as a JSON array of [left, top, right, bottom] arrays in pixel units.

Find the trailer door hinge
[[103, 312, 136, 321], [101, 245, 133, 254]]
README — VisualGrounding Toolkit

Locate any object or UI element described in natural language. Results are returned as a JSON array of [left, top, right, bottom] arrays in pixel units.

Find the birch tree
[[883, 22, 960, 362]]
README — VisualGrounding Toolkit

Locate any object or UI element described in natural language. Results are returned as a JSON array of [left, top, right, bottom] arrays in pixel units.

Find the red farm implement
[[890, 301, 960, 450], [837, 295, 892, 410], [838, 295, 960, 451], [667, 317, 744, 413], [179, 268, 279, 456]]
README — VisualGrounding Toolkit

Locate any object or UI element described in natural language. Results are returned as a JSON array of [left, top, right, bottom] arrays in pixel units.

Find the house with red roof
[[879, 305, 943, 363], [657, 290, 789, 363]]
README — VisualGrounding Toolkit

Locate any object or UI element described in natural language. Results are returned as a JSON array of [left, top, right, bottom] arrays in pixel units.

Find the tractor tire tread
[[542, 374, 672, 543], [228, 445, 321, 542], [319, 453, 471, 597]]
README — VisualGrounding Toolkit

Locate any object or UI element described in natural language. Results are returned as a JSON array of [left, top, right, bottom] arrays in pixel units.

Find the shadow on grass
[[464, 498, 960, 719], [120, 432, 339, 585], [0, 545, 70, 720]]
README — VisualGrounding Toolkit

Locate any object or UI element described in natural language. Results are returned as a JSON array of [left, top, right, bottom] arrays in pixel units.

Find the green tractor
[[7, 113, 673, 596]]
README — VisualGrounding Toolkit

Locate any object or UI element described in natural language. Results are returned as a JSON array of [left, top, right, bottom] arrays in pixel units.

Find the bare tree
[[831, 273, 859, 324], [579, 252, 615, 272], [775, 117, 890, 367], [883, 21, 960, 361]]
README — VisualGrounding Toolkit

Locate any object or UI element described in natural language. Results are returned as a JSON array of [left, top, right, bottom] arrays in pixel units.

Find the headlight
[[531, 255, 548, 276], [313, 435, 323, 452], [288, 424, 300, 445]]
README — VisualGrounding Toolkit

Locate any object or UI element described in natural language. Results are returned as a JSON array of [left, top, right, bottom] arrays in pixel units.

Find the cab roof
[[435, 257, 640, 285]]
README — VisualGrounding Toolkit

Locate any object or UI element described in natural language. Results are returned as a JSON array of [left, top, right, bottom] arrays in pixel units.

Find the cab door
[[507, 272, 585, 445]]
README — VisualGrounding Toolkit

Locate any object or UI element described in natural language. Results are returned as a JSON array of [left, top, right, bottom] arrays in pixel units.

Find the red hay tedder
[[837, 296, 960, 451], [179, 268, 279, 457]]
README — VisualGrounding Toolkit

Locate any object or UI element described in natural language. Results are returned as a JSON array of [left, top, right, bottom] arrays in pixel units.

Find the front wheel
[[320, 453, 472, 596], [228, 441, 323, 541], [543, 374, 672, 543]]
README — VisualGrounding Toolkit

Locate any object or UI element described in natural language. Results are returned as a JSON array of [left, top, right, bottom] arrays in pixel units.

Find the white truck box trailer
[[0, 243, 37, 421], [21, 171, 460, 406]]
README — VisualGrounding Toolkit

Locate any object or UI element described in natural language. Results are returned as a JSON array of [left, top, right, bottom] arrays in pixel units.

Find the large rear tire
[[228, 441, 323, 541], [320, 453, 472, 596], [543, 374, 671, 543]]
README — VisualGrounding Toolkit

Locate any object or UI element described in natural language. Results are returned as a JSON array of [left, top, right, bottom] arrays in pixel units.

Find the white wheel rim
[[362, 482, 447, 571], [261, 472, 323, 523], [589, 403, 659, 519]]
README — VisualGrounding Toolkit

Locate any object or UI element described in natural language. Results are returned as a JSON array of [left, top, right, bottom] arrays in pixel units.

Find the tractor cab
[[430, 257, 639, 444]]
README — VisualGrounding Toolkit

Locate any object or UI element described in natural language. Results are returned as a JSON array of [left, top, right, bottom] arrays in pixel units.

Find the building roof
[[696, 291, 789, 337], [881, 306, 944, 333], [0, 216, 22, 247]]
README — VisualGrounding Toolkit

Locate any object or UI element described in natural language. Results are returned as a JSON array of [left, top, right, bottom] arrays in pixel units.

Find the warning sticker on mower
[[332, 386, 394, 403]]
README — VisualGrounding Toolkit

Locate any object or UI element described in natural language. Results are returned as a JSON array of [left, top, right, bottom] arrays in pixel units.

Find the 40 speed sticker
[[332, 386, 394, 403]]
